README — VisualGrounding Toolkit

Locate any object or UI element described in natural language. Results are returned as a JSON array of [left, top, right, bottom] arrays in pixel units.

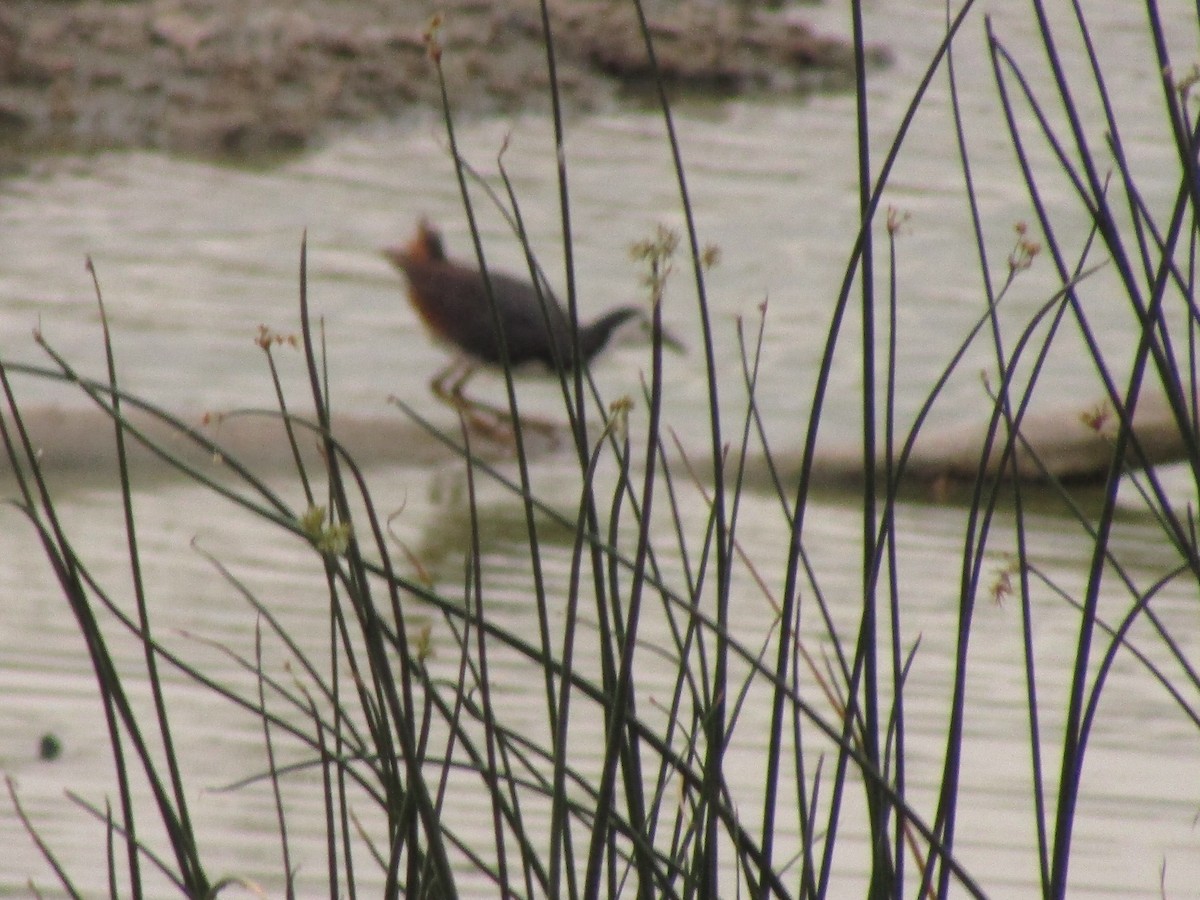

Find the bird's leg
[[448, 364, 479, 401], [429, 359, 513, 441], [430, 357, 562, 444], [430, 358, 475, 406], [431, 358, 489, 425]]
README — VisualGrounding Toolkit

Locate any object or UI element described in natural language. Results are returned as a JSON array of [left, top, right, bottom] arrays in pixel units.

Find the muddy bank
[[0, 0, 883, 163]]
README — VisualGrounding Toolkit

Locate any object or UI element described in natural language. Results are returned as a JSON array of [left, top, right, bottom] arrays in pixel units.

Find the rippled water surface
[[2, 0, 1199, 896]]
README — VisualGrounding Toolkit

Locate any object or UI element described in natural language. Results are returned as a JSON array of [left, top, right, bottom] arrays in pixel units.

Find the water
[[2, 0, 1199, 896]]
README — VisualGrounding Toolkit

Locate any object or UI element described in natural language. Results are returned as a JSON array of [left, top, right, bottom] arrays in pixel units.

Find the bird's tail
[[578, 306, 641, 362]]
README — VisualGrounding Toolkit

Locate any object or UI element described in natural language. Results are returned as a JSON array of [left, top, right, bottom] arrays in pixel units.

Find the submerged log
[[898, 390, 1194, 484], [792, 389, 1197, 489], [0, 404, 555, 484], [0, 391, 1196, 488]]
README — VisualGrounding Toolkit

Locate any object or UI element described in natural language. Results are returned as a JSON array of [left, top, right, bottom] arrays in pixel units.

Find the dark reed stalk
[[984, 5, 1200, 893], [615, 5, 734, 893], [90, 256, 207, 896], [255, 618, 296, 899]]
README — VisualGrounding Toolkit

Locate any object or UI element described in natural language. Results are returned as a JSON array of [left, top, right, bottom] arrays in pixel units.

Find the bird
[[383, 219, 668, 434]]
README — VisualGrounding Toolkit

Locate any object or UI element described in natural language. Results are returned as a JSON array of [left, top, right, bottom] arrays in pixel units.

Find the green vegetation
[[3, 0, 1200, 897]]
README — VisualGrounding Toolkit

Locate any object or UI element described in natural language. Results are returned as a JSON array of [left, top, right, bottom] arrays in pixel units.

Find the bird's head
[[382, 217, 447, 272]]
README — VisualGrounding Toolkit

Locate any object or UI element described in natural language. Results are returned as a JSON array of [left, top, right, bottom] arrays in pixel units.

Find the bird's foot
[[445, 393, 564, 449]]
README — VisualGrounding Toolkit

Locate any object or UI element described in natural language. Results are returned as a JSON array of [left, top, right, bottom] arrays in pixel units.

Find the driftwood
[[0, 392, 1195, 489]]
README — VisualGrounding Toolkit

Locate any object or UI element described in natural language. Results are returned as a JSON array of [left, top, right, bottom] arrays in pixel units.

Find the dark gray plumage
[[383, 220, 639, 372]]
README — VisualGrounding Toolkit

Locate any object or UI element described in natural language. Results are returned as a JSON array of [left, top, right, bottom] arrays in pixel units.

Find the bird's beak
[[381, 245, 406, 269]]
